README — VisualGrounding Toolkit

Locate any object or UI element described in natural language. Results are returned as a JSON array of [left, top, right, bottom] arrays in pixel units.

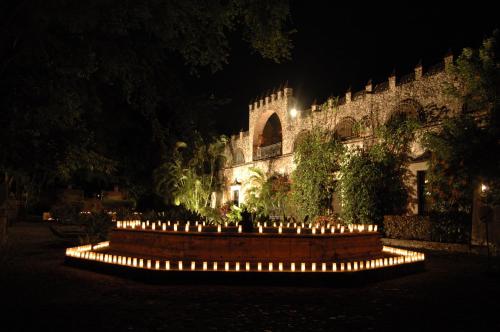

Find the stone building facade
[[221, 53, 462, 216]]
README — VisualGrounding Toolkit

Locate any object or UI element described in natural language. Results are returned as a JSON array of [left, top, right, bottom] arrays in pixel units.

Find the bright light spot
[[290, 108, 297, 118]]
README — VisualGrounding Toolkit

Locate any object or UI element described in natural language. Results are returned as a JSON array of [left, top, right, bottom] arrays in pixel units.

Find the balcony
[[254, 142, 282, 160]]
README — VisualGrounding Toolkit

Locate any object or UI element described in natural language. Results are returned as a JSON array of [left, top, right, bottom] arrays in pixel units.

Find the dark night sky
[[196, 2, 498, 135]]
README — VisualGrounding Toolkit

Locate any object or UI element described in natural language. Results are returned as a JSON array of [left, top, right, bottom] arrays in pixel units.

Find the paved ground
[[1, 222, 499, 332]]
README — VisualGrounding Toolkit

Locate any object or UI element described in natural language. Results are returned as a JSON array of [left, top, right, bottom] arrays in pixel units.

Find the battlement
[[321, 52, 453, 108], [248, 86, 293, 111]]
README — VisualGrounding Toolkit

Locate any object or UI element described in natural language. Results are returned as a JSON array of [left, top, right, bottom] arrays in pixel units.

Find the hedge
[[384, 212, 471, 244]]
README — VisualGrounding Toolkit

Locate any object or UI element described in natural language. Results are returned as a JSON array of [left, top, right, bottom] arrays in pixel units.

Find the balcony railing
[[254, 142, 282, 160]]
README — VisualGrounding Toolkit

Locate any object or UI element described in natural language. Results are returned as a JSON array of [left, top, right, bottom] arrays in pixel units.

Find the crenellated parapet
[[248, 86, 294, 112]]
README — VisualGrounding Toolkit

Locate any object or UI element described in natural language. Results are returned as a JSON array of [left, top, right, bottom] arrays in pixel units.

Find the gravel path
[[1, 222, 499, 331]]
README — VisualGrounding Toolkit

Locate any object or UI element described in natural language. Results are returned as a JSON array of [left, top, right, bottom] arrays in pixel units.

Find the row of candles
[[116, 220, 378, 235], [66, 242, 424, 273]]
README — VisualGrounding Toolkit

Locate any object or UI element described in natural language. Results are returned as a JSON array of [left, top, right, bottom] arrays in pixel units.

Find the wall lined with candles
[[115, 220, 378, 236], [66, 241, 424, 273]]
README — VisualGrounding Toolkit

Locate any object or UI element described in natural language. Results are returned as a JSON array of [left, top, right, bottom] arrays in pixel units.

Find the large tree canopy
[[0, 0, 293, 208]]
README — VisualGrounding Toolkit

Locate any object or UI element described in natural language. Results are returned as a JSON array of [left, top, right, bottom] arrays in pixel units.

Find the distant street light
[[290, 108, 297, 118]]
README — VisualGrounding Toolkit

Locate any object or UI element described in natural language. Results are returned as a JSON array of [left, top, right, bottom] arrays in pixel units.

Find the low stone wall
[[381, 238, 499, 256], [110, 229, 383, 263]]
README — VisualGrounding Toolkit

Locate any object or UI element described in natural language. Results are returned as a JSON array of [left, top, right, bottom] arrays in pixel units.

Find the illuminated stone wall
[[222, 53, 462, 215]]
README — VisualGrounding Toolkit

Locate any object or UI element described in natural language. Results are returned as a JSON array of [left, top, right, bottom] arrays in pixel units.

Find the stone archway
[[253, 112, 283, 160]]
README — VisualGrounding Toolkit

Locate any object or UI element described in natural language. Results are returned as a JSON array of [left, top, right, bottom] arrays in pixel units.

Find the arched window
[[334, 117, 358, 141], [358, 115, 372, 136], [387, 99, 424, 128]]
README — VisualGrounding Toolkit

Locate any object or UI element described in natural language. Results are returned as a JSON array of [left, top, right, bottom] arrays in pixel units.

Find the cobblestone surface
[[1, 222, 499, 331]]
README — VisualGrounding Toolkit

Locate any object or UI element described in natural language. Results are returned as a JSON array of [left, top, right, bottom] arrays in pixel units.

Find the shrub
[[383, 215, 431, 241], [340, 150, 408, 225], [50, 202, 83, 223], [428, 211, 471, 244], [383, 212, 471, 244], [77, 211, 113, 244]]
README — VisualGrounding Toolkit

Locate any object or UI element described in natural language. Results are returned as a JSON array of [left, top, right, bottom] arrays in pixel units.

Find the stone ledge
[[382, 238, 498, 256]]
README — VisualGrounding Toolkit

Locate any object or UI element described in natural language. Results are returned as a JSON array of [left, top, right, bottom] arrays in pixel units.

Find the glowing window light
[[146, 260, 151, 269], [185, 224, 190, 232], [117, 221, 122, 228], [374, 225, 378, 232], [287, 222, 290, 227], [162, 224, 166, 231], [259, 226, 263, 233], [322, 262, 326, 272], [238, 225, 242, 233], [152, 224, 156, 231], [203, 262, 207, 270], [141, 222, 145, 230], [273, 222, 276, 227], [236, 262, 240, 271], [301, 263, 306, 272], [297, 227, 301, 234], [225, 262, 229, 271], [213, 262, 218, 271], [246, 262, 250, 271], [195, 221, 198, 226], [321, 227, 325, 234], [178, 261, 183, 270], [258, 262, 262, 271], [224, 221, 228, 227], [191, 261, 196, 270], [354, 262, 358, 270], [174, 224, 178, 231], [155, 261, 160, 270], [312, 263, 316, 271], [133, 258, 137, 267], [331, 226, 335, 233], [291, 262, 296, 272], [312, 228, 316, 234], [360, 261, 364, 269], [340, 263, 345, 271], [279, 262, 283, 271], [198, 225, 202, 232], [264, 222, 267, 227], [347, 262, 352, 271], [368, 225, 373, 232], [217, 225, 221, 233], [165, 261, 170, 270], [167, 221, 171, 226], [340, 226, 345, 233], [278, 226, 282, 234], [268, 262, 273, 271]]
